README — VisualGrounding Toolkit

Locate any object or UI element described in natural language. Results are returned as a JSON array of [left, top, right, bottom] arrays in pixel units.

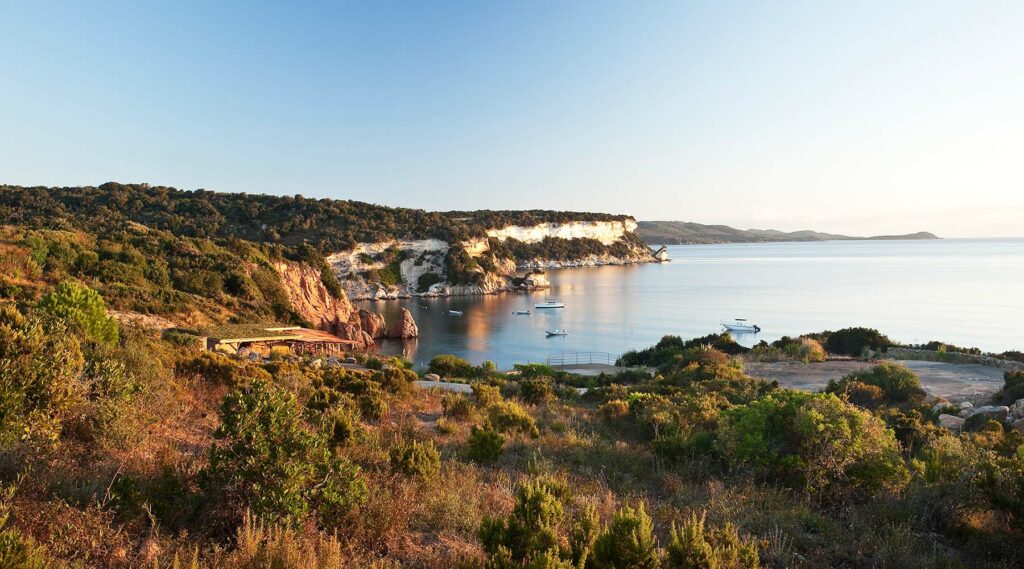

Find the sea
[[366, 238, 1024, 369]]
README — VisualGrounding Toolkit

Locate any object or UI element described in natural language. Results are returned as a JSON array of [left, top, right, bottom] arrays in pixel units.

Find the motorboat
[[448, 310, 464, 316], [535, 298, 565, 309], [513, 310, 531, 315], [721, 318, 760, 333], [545, 329, 569, 336]]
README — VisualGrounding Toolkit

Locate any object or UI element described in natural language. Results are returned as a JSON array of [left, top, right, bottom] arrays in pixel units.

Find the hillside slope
[[637, 220, 937, 244]]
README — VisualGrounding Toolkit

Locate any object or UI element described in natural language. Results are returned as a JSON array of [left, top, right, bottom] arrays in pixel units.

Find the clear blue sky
[[2, 1, 1022, 237]]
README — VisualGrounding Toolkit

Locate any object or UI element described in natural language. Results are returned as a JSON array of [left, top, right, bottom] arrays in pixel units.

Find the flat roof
[[204, 323, 356, 345]]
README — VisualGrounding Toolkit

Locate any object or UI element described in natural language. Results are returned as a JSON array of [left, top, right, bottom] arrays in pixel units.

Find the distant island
[[636, 220, 939, 245]]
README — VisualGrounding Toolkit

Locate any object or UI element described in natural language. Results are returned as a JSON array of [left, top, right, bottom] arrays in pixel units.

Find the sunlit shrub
[[466, 426, 504, 463], [471, 383, 502, 407], [39, 280, 119, 346], [204, 378, 366, 527], [718, 391, 909, 496], [428, 354, 475, 379], [486, 401, 539, 438], [592, 502, 659, 568], [442, 392, 474, 420], [0, 306, 84, 447], [827, 362, 925, 406], [665, 510, 759, 569], [390, 439, 441, 478], [519, 378, 555, 406]]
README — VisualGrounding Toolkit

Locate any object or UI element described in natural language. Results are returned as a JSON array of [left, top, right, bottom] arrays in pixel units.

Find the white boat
[[545, 329, 569, 336], [535, 298, 565, 309], [448, 310, 464, 316], [721, 318, 760, 333], [513, 310, 531, 315]]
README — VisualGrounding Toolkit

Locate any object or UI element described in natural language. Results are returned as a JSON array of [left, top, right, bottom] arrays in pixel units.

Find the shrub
[[322, 405, 359, 449], [466, 426, 504, 463], [428, 354, 475, 379], [718, 391, 909, 496], [836, 381, 884, 409], [390, 439, 441, 478], [519, 378, 555, 406], [487, 401, 539, 438], [358, 391, 389, 421], [442, 393, 474, 420], [39, 280, 119, 345], [471, 383, 502, 407], [820, 327, 892, 356], [591, 502, 659, 569], [0, 306, 84, 447], [598, 399, 630, 421], [417, 272, 444, 293], [479, 478, 579, 566], [0, 483, 52, 569], [996, 370, 1024, 404], [827, 362, 925, 406], [204, 378, 366, 527], [665, 511, 759, 569]]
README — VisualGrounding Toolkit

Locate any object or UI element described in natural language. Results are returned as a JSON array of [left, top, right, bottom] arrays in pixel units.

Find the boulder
[[931, 401, 954, 415], [1010, 398, 1024, 421], [959, 401, 974, 410], [1012, 418, 1024, 434], [938, 414, 965, 431], [387, 308, 419, 339], [971, 405, 1009, 422], [423, 373, 441, 382], [358, 308, 388, 340]]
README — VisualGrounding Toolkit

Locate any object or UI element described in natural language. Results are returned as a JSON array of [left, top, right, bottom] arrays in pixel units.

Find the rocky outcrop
[[359, 308, 387, 340], [271, 260, 404, 348], [387, 308, 419, 339], [938, 414, 965, 431]]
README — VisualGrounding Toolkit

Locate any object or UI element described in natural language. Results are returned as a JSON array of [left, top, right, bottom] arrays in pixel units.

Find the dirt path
[[744, 359, 1006, 403]]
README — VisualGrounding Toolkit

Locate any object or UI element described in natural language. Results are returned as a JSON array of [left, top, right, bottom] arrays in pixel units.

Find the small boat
[[448, 310, 464, 316], [513, 310, 531, 315], [545, 329, 569, 336], [721, 318, 761, 333], [535, 298, 565, 309]]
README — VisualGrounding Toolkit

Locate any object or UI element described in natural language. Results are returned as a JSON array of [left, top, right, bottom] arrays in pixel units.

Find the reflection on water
[[366, 239, 1024, 369]]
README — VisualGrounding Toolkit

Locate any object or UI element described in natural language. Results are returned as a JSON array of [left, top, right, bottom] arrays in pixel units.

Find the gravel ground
[[744, 358, 1006, 403]]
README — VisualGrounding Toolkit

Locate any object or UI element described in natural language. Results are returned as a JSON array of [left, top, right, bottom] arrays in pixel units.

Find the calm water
[[368, 239, 1024, 369]]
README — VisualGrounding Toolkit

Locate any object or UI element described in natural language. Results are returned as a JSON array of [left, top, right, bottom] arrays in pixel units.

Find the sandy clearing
[[744, 359, 1006, 403]]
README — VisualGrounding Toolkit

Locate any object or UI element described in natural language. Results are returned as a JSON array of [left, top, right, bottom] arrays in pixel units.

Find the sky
[[2, 1, 1022, 237]]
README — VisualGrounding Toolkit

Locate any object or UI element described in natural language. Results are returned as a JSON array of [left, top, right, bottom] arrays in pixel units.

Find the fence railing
[[546, 352, 621, 367]]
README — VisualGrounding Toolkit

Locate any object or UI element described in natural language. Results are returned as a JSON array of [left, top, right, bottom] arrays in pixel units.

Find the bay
[[367, 238, 1024, 369]]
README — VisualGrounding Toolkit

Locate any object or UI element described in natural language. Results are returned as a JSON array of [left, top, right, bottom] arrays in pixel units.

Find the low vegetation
[[3, 275, 1024, 567]]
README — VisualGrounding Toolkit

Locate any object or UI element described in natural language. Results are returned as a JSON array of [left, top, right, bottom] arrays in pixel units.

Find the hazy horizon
[[3, 1, 1022, 238]]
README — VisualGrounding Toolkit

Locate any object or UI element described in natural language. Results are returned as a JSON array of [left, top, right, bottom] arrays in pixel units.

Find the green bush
[[665, 511, 759, 569], [442, 393, 474, 420], [591, 502, 659, 569], [358, 390, 389, 421], [996, 370, 1024, 404], [417, 272, 444, 293], [718, 391, 909, 496], [827, 362, 925, 406], [487, 401, 540, 438], [519, 378, 555, 406], [390, 439, 441, 478], [472, 383, 503, 407], [322, 404, 359, 449], [203, 378, 366, 527], [0, 483, 51, 569], [39, 280, 119, 346], [466, 425, 505, 463], [428, 354, 476, 379], [479, 478, 582, 567], [820, 327, 892, 356], [0, 306, 84, 447]]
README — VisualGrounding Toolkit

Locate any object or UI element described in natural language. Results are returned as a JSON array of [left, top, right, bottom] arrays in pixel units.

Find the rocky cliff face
[[329, 220, 655, 300], [271, 260, 413, 347]]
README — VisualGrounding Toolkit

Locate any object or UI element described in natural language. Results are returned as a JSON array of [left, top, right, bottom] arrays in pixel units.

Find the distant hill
[[636, 220, 938, 245]]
